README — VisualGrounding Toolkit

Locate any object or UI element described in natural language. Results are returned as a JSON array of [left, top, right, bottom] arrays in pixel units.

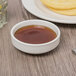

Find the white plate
[[22, 0, 76, 24]]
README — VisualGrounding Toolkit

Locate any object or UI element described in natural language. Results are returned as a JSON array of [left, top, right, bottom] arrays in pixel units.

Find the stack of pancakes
[[40, 0, 76, 16]]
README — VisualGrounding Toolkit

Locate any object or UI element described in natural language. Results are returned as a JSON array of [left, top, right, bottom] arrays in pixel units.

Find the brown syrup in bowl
[[14, 25, 57, 44]]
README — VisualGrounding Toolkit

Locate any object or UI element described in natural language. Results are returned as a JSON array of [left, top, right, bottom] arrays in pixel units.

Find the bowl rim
[[11, 19, 60, 46]]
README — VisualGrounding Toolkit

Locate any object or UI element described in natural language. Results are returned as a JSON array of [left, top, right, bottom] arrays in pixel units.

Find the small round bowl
[[11, 20, 60, 54]]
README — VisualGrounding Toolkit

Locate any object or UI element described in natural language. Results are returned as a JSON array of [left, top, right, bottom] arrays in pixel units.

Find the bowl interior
[[11, 20, 60, 45]]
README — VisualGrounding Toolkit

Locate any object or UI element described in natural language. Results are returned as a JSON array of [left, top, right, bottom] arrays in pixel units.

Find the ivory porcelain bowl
[[11, 20, 60, 54]]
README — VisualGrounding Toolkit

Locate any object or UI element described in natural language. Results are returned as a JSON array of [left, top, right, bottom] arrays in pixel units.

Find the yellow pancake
[[40, 0, 76, 10], [48, 7, 76, 16]]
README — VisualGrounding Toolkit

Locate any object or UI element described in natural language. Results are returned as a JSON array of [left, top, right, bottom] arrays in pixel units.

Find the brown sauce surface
[[14, 25, 57, 44]]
